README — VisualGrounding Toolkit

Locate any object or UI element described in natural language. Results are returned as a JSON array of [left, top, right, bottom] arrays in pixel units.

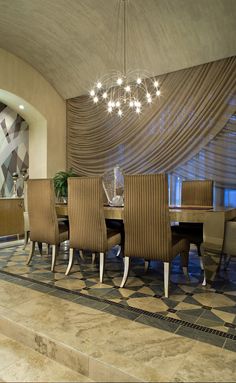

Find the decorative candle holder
[[103, 165, 124, 206], [12, 172, 19, 198], [20, 168, 28, 196]]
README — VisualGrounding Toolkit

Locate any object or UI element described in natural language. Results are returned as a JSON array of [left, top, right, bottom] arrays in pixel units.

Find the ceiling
[[0, 0, 236, 100]]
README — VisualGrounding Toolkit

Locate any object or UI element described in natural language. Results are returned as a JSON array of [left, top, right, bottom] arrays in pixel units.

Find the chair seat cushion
[[107, 229, 121, 250], [201, 241, 222, 254]]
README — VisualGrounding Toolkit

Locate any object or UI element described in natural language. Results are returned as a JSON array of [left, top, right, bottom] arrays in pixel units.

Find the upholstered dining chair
[[23, 181, 30, 250], [66, 177, 122, 282], [221, 220, 236, 270], [200, 211, 225, 285], [120, 174, 190, 298], [26, 179, 69, 271], [181, 180, 213, 207], [172, 179, 213, 263]]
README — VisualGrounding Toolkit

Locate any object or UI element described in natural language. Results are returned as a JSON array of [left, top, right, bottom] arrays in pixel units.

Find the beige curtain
[[67, 57, 236, 178], [172, 113, 236, 188]]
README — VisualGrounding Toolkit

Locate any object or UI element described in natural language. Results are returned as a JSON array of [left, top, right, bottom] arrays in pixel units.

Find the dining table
[[56, 203, 236, 285]]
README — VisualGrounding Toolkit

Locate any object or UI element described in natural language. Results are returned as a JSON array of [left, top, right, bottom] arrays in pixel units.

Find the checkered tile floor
[[0, 242, 236, 339]]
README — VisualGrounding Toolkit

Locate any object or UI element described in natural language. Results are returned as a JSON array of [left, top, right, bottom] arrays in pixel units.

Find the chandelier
[[89, 0, 161, 117]]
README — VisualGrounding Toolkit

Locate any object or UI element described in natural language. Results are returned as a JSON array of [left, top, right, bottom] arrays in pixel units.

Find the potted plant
[[53, 169, 77, 202]]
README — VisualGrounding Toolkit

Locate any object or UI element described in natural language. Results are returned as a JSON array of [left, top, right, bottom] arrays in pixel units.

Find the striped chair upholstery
[[121, 174, 190, 297], [26, 179, 68, 271], [173, 179, 213, 260], [220, 220, 236, 271], [182, 180, 213, 206], [66, 177, 121, 282], [23, 181, 30, 249]]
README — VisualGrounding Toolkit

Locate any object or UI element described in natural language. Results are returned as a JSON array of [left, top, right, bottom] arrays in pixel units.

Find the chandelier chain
[[123, 0, 127, 77], [89, 0, 161, 118]]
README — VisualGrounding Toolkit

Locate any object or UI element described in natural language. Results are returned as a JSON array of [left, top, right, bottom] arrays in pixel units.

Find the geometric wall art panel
[[0, 102, 29, 197]]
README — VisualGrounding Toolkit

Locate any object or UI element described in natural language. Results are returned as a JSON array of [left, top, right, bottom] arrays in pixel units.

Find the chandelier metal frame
[[89, 0, 161, 117]]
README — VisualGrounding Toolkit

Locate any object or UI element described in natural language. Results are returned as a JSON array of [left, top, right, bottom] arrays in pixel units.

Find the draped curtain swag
[[173, 114, 236, 188], [67, 57, 236, 187]]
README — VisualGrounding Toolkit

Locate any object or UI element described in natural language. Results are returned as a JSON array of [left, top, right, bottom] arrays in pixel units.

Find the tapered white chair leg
[[115, 245, 121, 257], [120, 256, 130, 288], [164, 262, 170, 298], [51, 244, 57, 272], [144, 260, 149, 272], [91, 252, 96, 264], [26, 241, 35, 265], [99, 252, 105, 283], [79, 250, 85, 261], [65, 248, 74, 276], [199, 256, 204, 271], [23, 231, 30, 250], [202, 271, 207, 286]]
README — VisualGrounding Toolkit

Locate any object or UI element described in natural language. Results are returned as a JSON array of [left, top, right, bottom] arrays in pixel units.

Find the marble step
[[0, 332, 92, 382], [0, 278, 141, 382]]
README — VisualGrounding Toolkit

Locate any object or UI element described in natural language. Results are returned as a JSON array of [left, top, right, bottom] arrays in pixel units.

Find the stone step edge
[[0, 313, 141, 383]]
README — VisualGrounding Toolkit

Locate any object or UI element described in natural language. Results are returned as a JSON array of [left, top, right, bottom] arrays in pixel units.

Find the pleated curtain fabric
[[172, 114, 236, 189], [67, 57, 236, 186], [124, 174, 172, 262]]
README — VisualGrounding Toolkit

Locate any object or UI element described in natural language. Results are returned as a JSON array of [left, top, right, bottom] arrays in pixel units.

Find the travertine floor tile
[[172, 340, 236, 382], [0, 333, 92, 382]]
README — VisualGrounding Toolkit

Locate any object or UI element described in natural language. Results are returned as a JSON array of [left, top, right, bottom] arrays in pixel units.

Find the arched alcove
[[0, 48, 66, 178], [0, 90, 46, 179]]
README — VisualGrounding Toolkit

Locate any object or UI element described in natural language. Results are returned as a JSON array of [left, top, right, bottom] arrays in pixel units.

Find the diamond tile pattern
[[0, 243, 236, 337]]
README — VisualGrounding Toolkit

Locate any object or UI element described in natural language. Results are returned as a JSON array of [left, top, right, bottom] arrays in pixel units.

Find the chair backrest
[[203, 211, 225, 251], [23, 181, 28, 212], [181, 180, 213, 206], [68, 177, 107, 251], [124, 174, 172, 261], [23, 180, 30, 232], [223, 221, 236, 256], [27, 179, 59, 244]]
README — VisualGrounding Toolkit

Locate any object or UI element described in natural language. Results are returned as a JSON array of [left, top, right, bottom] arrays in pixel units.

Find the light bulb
[[19, 104, 25, 110], [125, 85, 131, 92], [93, 96, 98, 103], [102, 92, 108, 99], [137, 78, 141, 84], [129, 101, 134, 108], [108, 101, 112, 107], [147, 97, 152, 103], [156, 89, 161, 96], [90, 89, 95, 97], [108, 106, 113, 113], [111, 101, 115, 108], [117, 78, 123, 85], [116, 101, 120, 108], [146, 92, 151, 98], [136, 101, 141, 107], [118, 109, 123, 117], [154, 80, 159, 88], [97, 82, 102, 89], [136, 107, 141, 114]]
